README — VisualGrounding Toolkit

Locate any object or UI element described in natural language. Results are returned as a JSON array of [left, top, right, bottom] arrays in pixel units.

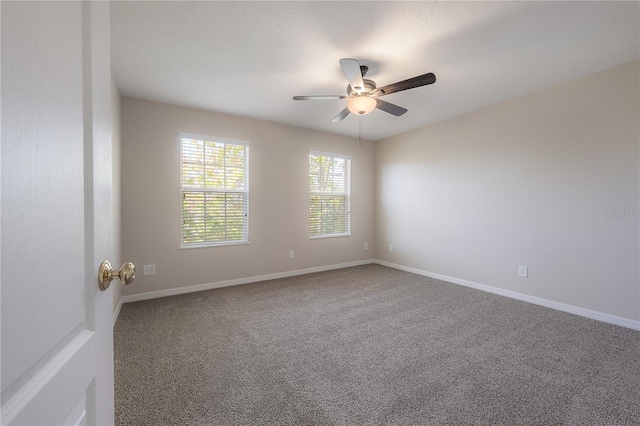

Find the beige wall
[[121, 98, 375, 295], [111, 77, 122, 313], [375, 61, 640, 322]]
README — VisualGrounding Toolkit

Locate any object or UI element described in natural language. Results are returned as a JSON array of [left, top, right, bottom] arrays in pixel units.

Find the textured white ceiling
[[111, 1, 640, 141]]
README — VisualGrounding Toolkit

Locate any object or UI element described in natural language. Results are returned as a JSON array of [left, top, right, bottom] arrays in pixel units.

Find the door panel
[[1, 1, 86, 390], [1, 1, 114, 424], [2, 331, 95, 425]]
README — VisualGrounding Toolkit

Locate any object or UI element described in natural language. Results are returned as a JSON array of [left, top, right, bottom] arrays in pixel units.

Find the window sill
[[309, 233, 351, 240], [180, 241, 249, 249]]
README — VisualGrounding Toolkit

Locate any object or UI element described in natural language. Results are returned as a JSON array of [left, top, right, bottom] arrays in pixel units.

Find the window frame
[[308, 150, 351, 239], [179, 132, 249, 249]]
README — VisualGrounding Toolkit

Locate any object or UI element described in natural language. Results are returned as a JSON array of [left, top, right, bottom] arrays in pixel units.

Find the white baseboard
[[113, 298, 123, 326], [120, 259, 376, 304], [375, 260, 640, 331], [114, 257, 639, 331]]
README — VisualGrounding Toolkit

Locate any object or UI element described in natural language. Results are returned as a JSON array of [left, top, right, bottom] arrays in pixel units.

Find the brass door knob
[[98, 261, 135, 291]]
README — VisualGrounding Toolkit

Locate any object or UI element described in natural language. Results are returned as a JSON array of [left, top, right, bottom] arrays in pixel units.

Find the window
[[180, 133, 249, 248], [309, 151, 351, 238]]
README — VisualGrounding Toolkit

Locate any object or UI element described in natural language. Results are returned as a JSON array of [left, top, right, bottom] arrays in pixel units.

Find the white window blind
[[309, 151, 351, 238], [180, 133, 249, 248]]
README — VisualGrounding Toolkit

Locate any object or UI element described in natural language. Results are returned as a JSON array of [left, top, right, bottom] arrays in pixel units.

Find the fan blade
[[375, 99, 408, 116], [332, 107, 350, 122], [377, 72, 436, 96], [293, 95, 347, 100], [339, 58, 365, 93]]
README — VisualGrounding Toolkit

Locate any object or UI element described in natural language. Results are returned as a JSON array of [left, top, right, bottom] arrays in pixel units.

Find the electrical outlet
[[364, 243, 368, 250], [389, 244, 393, 252], [518, 266, 528, 278], [143, 264, 156, 276], [289, 250, 294, 259]]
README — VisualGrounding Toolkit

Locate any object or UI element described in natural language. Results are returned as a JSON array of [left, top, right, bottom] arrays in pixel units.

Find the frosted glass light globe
[[347, 96, 376, 115]]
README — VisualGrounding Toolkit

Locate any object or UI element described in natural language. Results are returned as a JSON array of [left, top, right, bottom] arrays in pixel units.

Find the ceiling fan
[[293, 58, 436, 122]]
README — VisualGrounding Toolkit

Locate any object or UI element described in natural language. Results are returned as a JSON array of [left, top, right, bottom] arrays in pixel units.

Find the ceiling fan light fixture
[[347, 96, 376, 115]]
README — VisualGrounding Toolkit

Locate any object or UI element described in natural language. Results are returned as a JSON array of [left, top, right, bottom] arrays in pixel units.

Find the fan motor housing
[[347, 79, 377, 97]]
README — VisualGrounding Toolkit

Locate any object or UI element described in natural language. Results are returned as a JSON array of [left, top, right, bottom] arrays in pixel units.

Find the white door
[[1, 2, 119, 424]]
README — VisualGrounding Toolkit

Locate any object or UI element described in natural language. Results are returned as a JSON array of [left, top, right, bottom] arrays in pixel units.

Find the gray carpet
[[114, 264, 640, 425]]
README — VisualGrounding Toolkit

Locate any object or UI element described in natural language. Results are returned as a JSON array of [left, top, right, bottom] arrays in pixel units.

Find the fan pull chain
[[359, 115, 363, 147]]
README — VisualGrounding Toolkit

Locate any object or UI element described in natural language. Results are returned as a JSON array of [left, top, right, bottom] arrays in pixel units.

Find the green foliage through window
[[180, 134, 249, 247], [309, 152, 351, 238]]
